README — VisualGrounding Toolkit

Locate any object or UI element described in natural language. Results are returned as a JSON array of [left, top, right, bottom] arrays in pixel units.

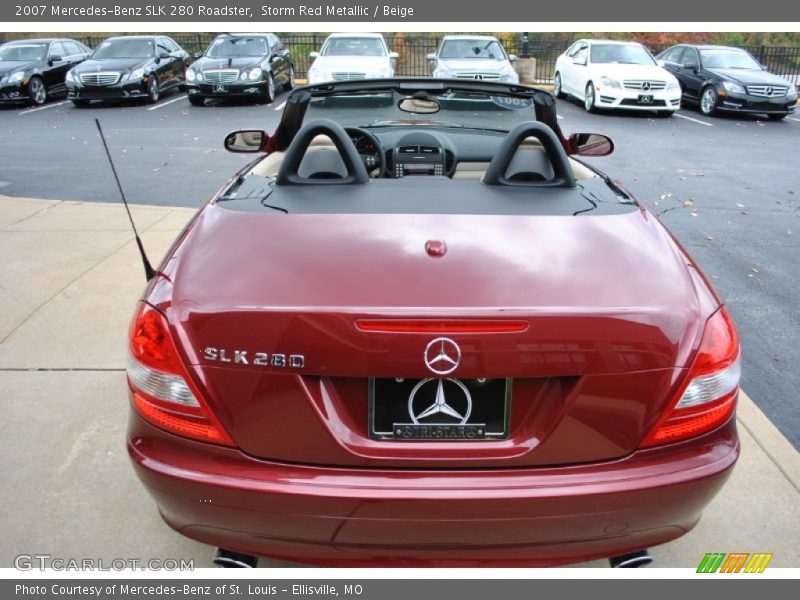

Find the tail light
[[642, 307, 740, 447], [127, 302, 234, 446]]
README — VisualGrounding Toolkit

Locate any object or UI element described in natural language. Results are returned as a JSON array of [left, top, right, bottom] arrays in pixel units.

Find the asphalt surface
[[1, 90, 798, 448]]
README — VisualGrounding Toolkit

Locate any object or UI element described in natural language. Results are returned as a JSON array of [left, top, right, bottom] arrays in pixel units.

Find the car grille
[[455, 72, 501, 81], [746, 85, 788, 97], [623, 80, 667, 91], [331, 72, 366, 81], [203, 69, 240, 84], [79, 72, 121, 86]]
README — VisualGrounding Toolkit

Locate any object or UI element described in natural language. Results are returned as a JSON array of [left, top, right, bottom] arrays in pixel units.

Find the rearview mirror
[[426, 52, 436, 61], [568, 133, 614, 157], [389, 51, 399, 59], [48, 55, 62, 64], [573, 56, 587, 66], [508, 54, 519, 62], [656, 59, 666, 68], [309, 51, 320, 59], [224, 130, 272, 153], [398, 96, 440, 114], [193, 51, 202, 59]]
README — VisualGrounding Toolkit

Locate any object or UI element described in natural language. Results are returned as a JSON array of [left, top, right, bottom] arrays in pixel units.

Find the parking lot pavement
[[1, 195, 799, 569]]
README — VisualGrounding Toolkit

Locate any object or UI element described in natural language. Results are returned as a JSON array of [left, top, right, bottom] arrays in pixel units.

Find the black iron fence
[[51, 34, 800, 87]]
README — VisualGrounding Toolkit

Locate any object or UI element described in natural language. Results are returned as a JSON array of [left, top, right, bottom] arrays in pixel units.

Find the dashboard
[[346, 127, 459, 179]]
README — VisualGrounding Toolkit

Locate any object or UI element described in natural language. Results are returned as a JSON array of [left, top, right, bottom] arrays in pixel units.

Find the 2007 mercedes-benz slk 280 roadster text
[[126, 79, 740, 568]]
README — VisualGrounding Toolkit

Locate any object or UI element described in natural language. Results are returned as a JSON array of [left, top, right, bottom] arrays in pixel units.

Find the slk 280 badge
[[203, 347, 304, 369]]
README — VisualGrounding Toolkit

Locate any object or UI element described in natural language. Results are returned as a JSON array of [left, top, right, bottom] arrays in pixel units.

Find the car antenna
[[94, 118, 156, 281]]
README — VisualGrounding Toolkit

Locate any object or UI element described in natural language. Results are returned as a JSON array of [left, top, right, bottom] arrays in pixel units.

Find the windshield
[[591, 44, 655, 65], [0, 43, 48, 61], [700, 50, 761, 70], [440, 39, 507, 61], [304, 89, 538, 132], [92, 38, 154, 59], [207, 37, 268, 58], [321, 37, 386, 57]]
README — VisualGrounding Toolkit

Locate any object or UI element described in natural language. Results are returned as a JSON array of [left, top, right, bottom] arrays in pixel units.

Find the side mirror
[[224, 129, 273, 154], [508, 54, 519, 62], [48, 55, 62, 65], [159, 52, 171, 60], [573, 56, 587, 66], [309, 51, 320, 59], [656, 59, 666, 68], [760, 63, 769, 71], [683, 62, 697, 70], [567, 133, 614, 157], [193, 51, 202, 60], [389, 51, 399, 59], [426, 53, 436, 61]]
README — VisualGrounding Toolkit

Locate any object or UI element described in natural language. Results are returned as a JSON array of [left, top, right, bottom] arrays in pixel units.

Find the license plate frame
[[639, 94, 654, 104], [214, 84, 228, 93], [368, 377, 512, 441]]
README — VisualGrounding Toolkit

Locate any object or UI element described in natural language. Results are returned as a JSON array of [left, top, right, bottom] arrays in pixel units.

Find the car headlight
[[722, 81, 745, 94], [247, 67, 262, 81], [66, 69, 76, 83], [308, 67, 329, 82], [787, 87, 798, 100], [599, 76, 622, 89], [130, 68, 145, 81], [185, 69, 196, 82], [8, 71, 25, 84], [666, 79, 680, 91]]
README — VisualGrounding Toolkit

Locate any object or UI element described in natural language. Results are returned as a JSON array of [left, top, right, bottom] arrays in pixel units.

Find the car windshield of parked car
[[700, 50, 761, 70], [440, 40, 507, 60], [92, 38, 155, 59], [207, 37, 268, 58], [590, 44, 656, 65], [0, 43, 48, 61], [321, 37, 386, 56], [304, 89, 538, 132]]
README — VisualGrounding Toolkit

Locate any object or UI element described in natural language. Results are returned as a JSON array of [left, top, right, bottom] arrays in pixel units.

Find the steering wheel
[[275, 118, 370, 186], [483, 121, 577, 188], [346, 127, 385, 178]]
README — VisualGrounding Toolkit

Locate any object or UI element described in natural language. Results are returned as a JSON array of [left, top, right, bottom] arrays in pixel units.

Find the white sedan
[[428, 35, 519, 83], [307, 33, 397, 84], [554, 39, 681, 115]]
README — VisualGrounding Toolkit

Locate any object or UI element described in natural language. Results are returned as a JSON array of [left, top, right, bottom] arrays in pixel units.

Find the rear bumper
[[128, 412, 738, 567]]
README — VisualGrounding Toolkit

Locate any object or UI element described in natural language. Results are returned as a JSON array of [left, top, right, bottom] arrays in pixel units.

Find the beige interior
[[249, 135, 597, 181]]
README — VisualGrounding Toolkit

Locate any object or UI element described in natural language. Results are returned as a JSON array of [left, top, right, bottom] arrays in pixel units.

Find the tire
[[584, 82, 598, 113], [257, 74, 275, 104], [767, 113, 788, 121], [553, 72, 565, 99], [146, 76, 160, 104], [27, 76, 47, 106], [699, 85, 718, 116], [188, 95, 205, 106], [71, 99, 90, 108], [283, 66, 295, 91]]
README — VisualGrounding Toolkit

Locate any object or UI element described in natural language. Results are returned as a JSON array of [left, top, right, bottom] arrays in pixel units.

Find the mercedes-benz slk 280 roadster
[[126, 79, 740, 568]]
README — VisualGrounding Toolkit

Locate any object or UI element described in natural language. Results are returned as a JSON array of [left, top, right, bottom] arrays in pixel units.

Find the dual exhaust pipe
[[213, 547, 652, 569]]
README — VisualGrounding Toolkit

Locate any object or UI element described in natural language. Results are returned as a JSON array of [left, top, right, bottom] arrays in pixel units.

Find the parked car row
[[1, 34, 797, 119], [554, 38, 797, 119]]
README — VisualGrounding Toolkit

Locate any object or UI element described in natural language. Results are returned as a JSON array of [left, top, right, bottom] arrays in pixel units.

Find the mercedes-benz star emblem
[[642, 81, 651, 91], [424, 337, 461, 375], [408, 378, 472, 424]]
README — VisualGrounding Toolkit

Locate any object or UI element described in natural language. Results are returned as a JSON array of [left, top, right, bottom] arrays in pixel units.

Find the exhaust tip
[[213, 548, 258, 568], [609, 550, 653, 568]]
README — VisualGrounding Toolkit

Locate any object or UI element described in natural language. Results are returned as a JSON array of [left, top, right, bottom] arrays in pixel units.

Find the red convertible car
[[127, 79, 740, 568]]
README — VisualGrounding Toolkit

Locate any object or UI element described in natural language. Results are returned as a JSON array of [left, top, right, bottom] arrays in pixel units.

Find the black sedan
[[658, 44, 797, 119], [0, 38, 91, 106], [66, 35, 189, 106], [185, 33, 294, 106]]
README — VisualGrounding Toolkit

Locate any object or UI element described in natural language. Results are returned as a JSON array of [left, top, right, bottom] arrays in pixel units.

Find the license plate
[[214, 84, 228, 93], [369, 377, 511, 441], [639, 94, 654, 104]]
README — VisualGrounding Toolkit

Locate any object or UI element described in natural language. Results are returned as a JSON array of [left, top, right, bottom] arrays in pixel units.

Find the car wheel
[[767, 113, 788, 121], [188, 95, 205, 106], [699, 86, 718, 116], [27, 76, 47, 106], [71, 99, 90, 108], [553, 72, 565, 99], [284, 67, 295, 91], [584, 82, 598, 113], [257, 74, 275, 104], [146, 77, 160, 104]]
